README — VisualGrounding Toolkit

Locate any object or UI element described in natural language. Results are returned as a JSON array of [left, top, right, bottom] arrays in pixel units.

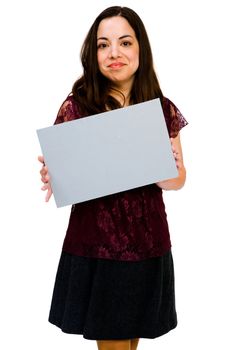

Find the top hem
[[61, 244, 172, 262]]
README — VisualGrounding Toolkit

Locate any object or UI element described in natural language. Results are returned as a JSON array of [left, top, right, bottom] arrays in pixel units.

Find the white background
[[0, 0, 226, 349]]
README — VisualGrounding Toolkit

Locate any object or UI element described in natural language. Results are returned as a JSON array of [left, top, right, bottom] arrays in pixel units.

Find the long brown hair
[[72, 6, 163, 115]]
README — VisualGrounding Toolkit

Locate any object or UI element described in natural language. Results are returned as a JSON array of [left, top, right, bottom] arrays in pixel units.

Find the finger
[[42, 174, 50, 182], [41, 184, 49, 191], [38, 155, 45, 164], [170, 138, 176, 149], [175, 152, 181, 161], [172, 144, 176, 152], [41, 177, 48, 184], [45, 188, 53, 202], [176, 160, 182, 170], [40, 168, 46, 176], [40, 166, 48, 176]]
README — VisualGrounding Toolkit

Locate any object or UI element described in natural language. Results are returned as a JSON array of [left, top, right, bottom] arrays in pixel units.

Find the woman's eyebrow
[[97, 37, 108, 41], [97, 34, 133, 41], [119, 34, 133, 40]]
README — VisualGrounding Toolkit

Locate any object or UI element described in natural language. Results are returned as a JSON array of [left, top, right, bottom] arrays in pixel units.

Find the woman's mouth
[[108, 63, 125, 69]]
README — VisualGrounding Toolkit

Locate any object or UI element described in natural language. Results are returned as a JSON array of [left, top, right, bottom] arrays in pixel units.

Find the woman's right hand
[[38, 155, 53, 202]]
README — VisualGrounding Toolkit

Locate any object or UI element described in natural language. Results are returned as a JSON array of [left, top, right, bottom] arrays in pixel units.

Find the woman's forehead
[[97, 16, 135, 39]]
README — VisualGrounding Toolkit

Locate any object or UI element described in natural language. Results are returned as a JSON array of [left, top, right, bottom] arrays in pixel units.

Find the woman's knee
[[131, 338, 140, 350], [96, 339, 131, 350]]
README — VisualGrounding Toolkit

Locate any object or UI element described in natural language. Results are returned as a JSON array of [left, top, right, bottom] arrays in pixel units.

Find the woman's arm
[[156, 133, 186, 191]]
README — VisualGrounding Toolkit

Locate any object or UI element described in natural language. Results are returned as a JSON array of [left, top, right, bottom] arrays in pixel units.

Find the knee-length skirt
[[48, 249, 177, 340]]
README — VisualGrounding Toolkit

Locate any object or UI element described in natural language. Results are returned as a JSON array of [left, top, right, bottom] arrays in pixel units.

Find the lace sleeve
[[54, 95, 81, 125], [162, 97, 188, 138]]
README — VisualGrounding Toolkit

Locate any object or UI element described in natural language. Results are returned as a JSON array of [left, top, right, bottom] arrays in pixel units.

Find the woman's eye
[[98, 43, 108, 49], [122, 41, 132, 47]]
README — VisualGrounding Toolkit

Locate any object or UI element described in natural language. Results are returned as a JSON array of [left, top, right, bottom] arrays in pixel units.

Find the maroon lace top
[[54, 95, 188, 261]]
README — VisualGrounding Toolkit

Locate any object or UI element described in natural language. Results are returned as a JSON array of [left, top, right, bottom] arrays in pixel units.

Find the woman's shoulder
[[54, 94, 82, 125], [162, 96, 178, 110]]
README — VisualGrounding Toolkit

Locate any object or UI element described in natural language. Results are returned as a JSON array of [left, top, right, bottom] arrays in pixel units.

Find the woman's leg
[[96, 339, 131, 350], [131, 338, 140, 350]]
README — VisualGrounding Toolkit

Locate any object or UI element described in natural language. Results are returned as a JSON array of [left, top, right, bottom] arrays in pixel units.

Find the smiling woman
[[39, 5, 188, 350], [70, 6, 164, 115], [97, 16, 139, 104]]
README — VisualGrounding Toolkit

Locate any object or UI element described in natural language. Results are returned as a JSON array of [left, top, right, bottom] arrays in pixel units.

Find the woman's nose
[[109, 44, 121, 58]]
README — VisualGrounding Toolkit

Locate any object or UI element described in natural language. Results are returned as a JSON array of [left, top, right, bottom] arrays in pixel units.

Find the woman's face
[[97, 16, 139, 90]]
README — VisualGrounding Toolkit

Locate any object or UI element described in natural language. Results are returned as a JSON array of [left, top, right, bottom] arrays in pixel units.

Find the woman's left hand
[[156, 134, 186, 190]]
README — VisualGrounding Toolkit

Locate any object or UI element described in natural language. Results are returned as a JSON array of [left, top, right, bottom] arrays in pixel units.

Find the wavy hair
[[72, 6, 163, 115]]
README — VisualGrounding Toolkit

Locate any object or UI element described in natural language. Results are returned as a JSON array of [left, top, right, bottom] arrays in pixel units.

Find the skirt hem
[[48, 318, 177, 340]]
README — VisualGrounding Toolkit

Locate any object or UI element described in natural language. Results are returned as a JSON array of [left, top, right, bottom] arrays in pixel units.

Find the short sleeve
[[54, 95, 81, 125], [162, 97, 188, 138]]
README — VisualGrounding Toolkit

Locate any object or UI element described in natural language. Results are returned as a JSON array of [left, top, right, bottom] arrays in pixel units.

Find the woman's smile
[[108, 62, 126, 69]]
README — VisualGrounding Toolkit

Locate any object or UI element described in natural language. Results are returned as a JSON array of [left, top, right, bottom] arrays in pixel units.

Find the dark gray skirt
[[48, 249, 177, 340]]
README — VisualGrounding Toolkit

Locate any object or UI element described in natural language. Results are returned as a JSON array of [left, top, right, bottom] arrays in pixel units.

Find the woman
[[39, 6, 188, 350]]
